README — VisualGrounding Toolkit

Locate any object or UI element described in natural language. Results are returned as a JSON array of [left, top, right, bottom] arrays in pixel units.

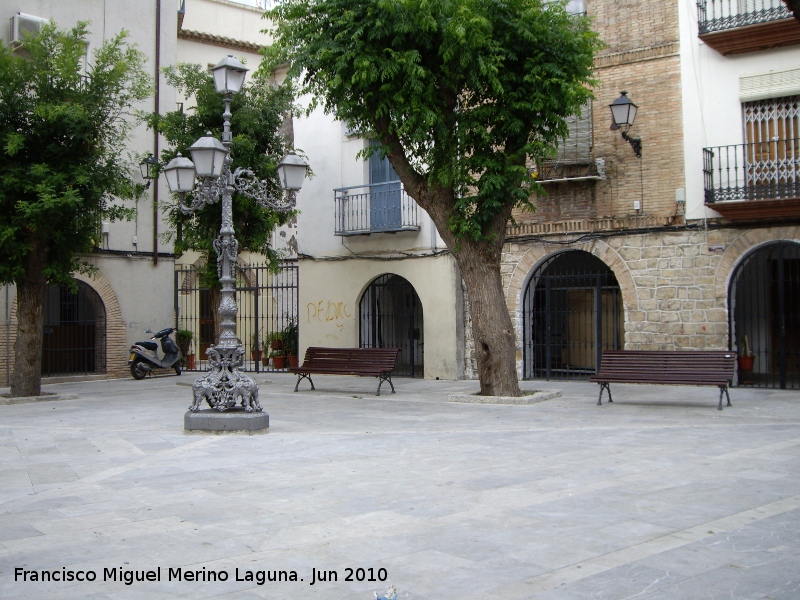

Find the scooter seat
[[138, 341, 158, 351]]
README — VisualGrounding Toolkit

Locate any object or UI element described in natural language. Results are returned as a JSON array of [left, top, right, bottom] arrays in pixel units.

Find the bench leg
[[376, 373, 395, 396], [718, 385, 731, 410], [597, 382, 612, 406], [294, 373, 315, 392]]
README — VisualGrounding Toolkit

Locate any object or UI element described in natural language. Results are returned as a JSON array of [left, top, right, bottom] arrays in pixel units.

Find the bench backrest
[[302, 347, 400, 372], [594, 350, 736, 384]]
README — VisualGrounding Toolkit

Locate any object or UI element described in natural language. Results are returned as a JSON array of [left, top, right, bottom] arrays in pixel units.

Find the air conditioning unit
[[10, 13, 48, 47]]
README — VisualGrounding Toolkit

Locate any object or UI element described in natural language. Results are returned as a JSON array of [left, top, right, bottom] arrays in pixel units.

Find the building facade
[[1, 0, 179, 384], [502, 0, 800, 388]]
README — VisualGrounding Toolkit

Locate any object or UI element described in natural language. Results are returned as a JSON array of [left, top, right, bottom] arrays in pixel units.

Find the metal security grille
[[743, 95, 800, 188], [42, 281, 106, 376], [730, 242, 800, 389], [175, 260, 298, 372], [523, 251, 623, 380], [359, 274, 423, 377]]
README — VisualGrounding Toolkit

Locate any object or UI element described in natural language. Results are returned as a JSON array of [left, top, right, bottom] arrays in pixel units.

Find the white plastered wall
[[678, 0, 800, 221]]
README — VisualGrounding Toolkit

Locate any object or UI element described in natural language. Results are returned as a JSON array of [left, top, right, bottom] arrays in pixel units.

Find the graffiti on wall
[[307, 300, 352, 335]]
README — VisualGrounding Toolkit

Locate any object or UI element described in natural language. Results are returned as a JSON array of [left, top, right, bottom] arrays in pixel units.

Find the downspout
[[153, 0, 161, 265]]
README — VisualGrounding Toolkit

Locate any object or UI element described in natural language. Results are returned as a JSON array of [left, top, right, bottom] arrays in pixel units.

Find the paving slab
[[0, 374, 798, 599]]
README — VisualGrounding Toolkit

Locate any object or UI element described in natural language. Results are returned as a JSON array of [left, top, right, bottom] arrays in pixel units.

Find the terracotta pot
[[186, 354, 196, 370], [271, 339, 283, 350], [272, 355, 286, 369], [262, 355, 270, 367], [288, 354, 298, 369], [251, 350, 262, 362], [738, 355, 754, 372]]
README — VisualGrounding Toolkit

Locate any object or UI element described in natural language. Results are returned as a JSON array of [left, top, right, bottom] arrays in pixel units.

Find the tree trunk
[[454, 237, 521, 397], [10, 241, 48, 397]]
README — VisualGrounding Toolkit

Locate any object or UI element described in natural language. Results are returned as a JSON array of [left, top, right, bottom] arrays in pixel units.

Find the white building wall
[[678, 0, 800, 221]]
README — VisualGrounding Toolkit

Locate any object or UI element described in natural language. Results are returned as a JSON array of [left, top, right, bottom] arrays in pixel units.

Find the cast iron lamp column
[[162, 55, 308, 413]]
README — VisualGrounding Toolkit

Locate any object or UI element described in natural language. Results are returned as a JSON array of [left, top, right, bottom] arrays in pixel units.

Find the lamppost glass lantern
[[276, 151, 310, 192], [163, 153, 197, 194], [609, 91, 642, 158], [189, 132, 229, 178], [139, 153, 157, 184], [609, 91, 638, 131], [211, 54, 249, 95]]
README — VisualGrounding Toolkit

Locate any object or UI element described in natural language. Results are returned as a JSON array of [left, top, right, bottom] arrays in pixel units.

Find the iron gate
[[175, 260, 299, 372], [730, 242, 800, 389], [523, 251, 623, 380], [42, 280, 107, 376], [359, 274, 423, 377]]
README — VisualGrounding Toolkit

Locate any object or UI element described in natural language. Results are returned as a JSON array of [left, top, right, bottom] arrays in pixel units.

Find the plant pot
[[252, 350, 262, 362], [738, 355, 754, 372], [271, 339, 283, 350], [287, 354, 298, 369], [186, 354, 196, 370], [262, 355, 270, 367], [272, 355, 286, 369]]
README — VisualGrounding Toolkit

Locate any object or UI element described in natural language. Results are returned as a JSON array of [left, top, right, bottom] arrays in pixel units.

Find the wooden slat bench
[[290, 347, 401, 396], [589, 350, 737, 410]]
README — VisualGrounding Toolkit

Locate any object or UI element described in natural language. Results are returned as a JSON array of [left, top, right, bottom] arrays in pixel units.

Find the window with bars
[[742, 95, 800, 188]]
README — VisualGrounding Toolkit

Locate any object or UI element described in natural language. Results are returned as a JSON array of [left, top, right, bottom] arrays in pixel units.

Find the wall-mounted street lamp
[[138, 153, 158, 188], [609, 91, 642, 158], [161, 54, 309, 416]]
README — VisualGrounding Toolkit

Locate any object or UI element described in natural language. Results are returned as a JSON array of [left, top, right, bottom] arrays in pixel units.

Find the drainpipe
[[153, 0, 161, 265]]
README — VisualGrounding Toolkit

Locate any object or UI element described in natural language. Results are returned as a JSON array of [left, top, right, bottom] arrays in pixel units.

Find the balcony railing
[[334, 181, 421, 236], [697, 0, 793, 34], [703, 139, 800, 204]]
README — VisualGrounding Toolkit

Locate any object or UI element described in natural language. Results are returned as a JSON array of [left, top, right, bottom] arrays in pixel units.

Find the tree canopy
[[146, 63, 295, 279], [0, 21, 150, 397], [0, 22, 149, 287], [265, 0, 600, 395]]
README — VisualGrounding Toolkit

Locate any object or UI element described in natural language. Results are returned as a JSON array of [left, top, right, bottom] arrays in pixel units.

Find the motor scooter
[[128, 327, 182, 379]]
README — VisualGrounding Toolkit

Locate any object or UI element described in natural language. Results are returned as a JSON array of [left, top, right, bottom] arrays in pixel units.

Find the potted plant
[[738, 335, 754, 372], [283, 318, 299, 369], [270, 350, 286, 369], [266, 330, 286, 350], [250, 332, 263, 363], [176, 329, 193, 368]]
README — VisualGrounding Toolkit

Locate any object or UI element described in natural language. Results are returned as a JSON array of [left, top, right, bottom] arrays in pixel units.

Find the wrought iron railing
[[697, 0, 793, 34], [703, 138, 800, 203], [334, 181, 420, 236]]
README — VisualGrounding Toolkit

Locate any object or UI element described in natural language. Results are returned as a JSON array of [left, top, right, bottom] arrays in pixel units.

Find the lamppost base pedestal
[[184, 408, 269, 434]]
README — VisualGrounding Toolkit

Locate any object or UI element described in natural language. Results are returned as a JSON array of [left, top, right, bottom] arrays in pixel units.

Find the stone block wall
[[498, 224, 800, 380]]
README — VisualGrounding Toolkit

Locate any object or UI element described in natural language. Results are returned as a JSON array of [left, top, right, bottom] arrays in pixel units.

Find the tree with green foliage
[[146, 63, 295, 341], [266, 0, 600, 395], [0, 22, 150, 397], [782, 0, 800, 21]]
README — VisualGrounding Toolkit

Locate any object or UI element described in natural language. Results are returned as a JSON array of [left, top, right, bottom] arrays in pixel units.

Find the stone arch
[[505, 239, 637, 371], [714, 226, 800, 301], [71, 272, 128, 379], [2, 271, 128, 384]]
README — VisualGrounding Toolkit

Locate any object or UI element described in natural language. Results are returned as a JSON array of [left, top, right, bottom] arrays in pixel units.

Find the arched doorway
[[523, 251, 623, 380], [359, 274, 423, 377], [42, 280, 106, 376], [729, 242, 800, 389]]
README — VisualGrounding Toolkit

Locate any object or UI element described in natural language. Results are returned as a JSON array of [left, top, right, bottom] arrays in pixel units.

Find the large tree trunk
[[10, 241, 48, 397], [455, 238, 522, 396], [422, 188, 521, 396]]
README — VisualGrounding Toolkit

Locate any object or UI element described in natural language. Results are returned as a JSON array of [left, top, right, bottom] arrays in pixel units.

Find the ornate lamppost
[[162, 55, 308, 420]]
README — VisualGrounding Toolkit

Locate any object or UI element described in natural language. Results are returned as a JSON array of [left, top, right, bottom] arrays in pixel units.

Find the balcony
[[697, 0, 800, 55], [334, 181, 421, 236], [703, 139, 800, 219]]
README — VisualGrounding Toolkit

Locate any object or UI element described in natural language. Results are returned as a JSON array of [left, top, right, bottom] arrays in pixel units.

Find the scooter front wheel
[[130, 358, 149, 380]]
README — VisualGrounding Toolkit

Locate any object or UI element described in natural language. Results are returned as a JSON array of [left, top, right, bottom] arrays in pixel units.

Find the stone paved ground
[[1, 374, 799, 599]]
